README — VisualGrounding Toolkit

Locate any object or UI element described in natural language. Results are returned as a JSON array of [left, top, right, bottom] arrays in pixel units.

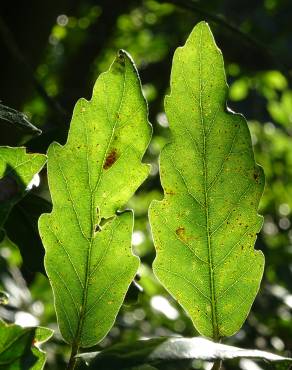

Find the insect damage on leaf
[[175, 226, 186, 241], [149, 21, 265, 341], [39, 50, 151, 350]]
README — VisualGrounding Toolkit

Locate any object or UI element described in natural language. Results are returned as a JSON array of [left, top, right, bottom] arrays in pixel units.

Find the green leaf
[[0, 320, 53, 370], [30, 327, 54, 370], [39, 50, 151, 349], [34, 327, 54, 344], [0, 147, 46, 228], [149, 21, 265, 340], [78, 337, 292, 370]]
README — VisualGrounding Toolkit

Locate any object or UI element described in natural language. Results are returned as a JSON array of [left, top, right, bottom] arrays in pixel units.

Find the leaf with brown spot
[[39, 50, 151, 352], [149, 22, 265, 341]]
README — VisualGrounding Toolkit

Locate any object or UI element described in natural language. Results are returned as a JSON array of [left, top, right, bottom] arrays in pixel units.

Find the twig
[[211, 359, 222, 370], [66, 342, 79, 370]]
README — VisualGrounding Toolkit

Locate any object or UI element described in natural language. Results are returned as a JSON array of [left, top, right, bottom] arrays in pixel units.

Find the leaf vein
[[47, 224, 84, 289]]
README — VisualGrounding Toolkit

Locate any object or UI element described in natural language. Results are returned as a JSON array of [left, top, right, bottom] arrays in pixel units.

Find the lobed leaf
[[149, 22, 265, 340], [39, 50, 151, 348]]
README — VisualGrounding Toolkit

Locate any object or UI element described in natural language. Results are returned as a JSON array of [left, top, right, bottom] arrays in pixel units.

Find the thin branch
[[66, 342, 79, 370], [211, 359, 223, 370]]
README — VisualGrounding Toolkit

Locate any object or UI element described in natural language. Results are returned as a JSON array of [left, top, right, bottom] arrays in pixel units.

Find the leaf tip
[[116, 49, 134, 67]]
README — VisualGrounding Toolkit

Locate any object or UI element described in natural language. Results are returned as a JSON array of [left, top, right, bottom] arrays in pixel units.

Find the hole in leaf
[[95, 216, 115, 232]]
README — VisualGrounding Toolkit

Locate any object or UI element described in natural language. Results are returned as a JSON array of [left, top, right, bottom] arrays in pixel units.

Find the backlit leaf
[[78, 337, 292, 370], [149, 22, 265, 340], [39, 50, 151, 348]]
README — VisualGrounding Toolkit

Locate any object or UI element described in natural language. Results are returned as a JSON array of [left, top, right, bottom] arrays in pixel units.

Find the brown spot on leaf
[[176, 226, 185, 240], [103, 149, 118, 170]]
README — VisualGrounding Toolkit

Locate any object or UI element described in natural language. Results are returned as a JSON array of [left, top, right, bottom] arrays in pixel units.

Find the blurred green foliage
[[1, 0, 292, 369]]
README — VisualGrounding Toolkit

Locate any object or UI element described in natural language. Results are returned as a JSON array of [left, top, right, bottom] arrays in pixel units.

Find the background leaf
[[39, 50, 151, 349], [78, 337, 292, 370], [0, 320, 53, 370], [0, 147, 46, 229], [149, 21, 265, 340]]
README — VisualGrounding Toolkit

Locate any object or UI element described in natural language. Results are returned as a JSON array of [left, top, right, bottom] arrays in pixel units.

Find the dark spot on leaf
[[176, 226, 185, 240], [103, 149, 118, 170], [117, 54, 125, 67], [253, 171, 259, 183], [166, 189, 175, 195]]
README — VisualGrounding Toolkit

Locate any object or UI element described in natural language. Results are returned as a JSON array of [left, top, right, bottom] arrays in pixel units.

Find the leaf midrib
[[198, 26, 219, 341], [72, 61, 127, 349]]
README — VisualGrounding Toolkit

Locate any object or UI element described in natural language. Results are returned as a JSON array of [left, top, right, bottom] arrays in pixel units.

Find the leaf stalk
[[211, 359, 222, 370], [67, 343, 79, 370]]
